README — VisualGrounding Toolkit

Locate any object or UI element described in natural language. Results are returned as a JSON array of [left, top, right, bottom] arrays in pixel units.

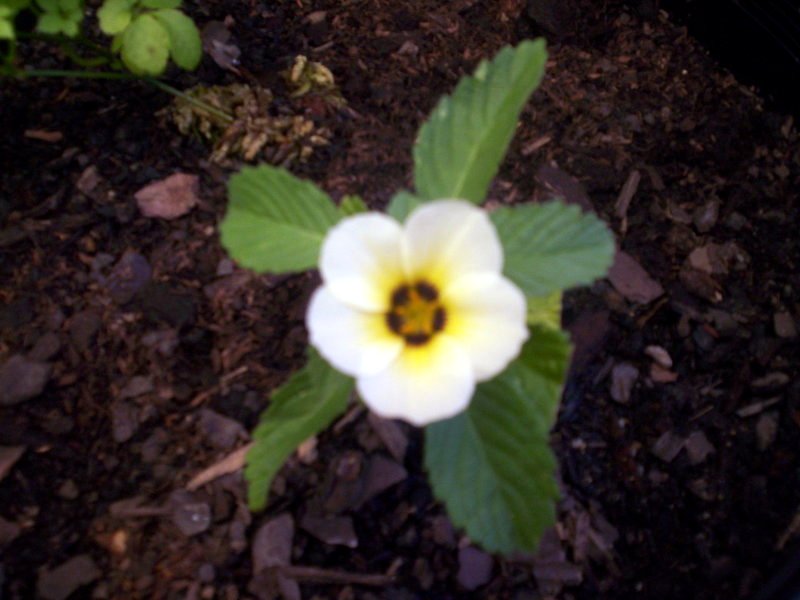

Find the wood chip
[[135, 173, 200, 220], [0, 446, 25, 483], [186, 443, 253, 491], [608, 251, 664, 304], [24, 129, 63, 143]]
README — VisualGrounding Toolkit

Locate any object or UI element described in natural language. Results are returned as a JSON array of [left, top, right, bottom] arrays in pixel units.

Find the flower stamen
[[386, 280, 447, 346]]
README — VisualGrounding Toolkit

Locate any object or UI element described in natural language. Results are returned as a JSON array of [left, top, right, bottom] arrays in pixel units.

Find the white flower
[[306, 199, 528, 426]]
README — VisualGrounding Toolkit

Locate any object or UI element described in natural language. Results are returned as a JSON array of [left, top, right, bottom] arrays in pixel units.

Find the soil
[[1, 1, 799, 599]]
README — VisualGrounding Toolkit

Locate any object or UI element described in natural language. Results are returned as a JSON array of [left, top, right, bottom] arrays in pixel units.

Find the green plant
[[220, 40, 616, 554], [1, 0, 200, 77]]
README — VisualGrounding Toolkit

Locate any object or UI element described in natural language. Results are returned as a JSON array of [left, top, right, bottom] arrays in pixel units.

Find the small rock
[[135, 173, 200, 220], [28, 333, 61, 362], [300, 514, 358, 548], [692, 198, 720, 233], [367, 413, 409, 462], [106, 252, 152, 304], [110, 400, 139, 444], [169, 490, 212, 537], [651, 431, 684, 463], [680, 267, 723, 303], [645, 345, 672, 368], [68, 309, 102, 352], [684, 431, 715, 465], [610, 363, 638, 404], [216, 258, 235, 276], [0, 515, 21, 547], [751, 373, 790, 394], [774, 312, 797, 339], [252, 513, 294, 573], [356, 454, 408, 508], [431, 515, 456, 547], [756, 412, 779, 450], [650, 363, 678, 383], [0, 446, 25, 482], [119, 375, 154, 399], [37, 554, 101, 600], [140, 428, 168, 462], [0, 355, 52, 406], [57, 479, 80, 500], [198, 409, 247, 450], [608, 251, 664, 304], [457, 546, 493, 591]]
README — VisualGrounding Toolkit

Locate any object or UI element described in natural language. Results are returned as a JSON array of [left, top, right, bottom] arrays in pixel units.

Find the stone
[[37, 554, 101, 600], [0, 355, 52, 406]]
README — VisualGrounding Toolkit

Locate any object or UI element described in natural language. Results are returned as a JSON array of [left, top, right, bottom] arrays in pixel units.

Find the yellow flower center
[[385, 280, 447, 346]]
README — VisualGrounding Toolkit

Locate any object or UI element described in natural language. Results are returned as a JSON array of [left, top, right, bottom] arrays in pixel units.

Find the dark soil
[[1, 1, 799, 599]]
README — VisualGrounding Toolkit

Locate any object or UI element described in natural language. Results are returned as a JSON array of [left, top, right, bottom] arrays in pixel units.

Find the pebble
[[252, 513, 294, 573], [170, 491, 212, 537], [684, 431, 715, 465], [457, 546, 493, 591], [692, 198, 720, 233], [135, 173, 200, 220], [57, 479, 80, 500], [198, 409, 247, 450], [0, 354, 52, 406], [0, 446, 25, 482], [37, 554, 101, 600], [610, 363, 639, 404], [651, 431, 684, 463], [607, 251, 664, 304], [751, 372, 790, 394], [106, 252, 152, 304], [28, 333, 61, 362], [300, 514, 358, 548], [645, 345, 673, 368], [756, 412, 779, 450], [119, 375, 154, 399], [110, 400, 139, 444]]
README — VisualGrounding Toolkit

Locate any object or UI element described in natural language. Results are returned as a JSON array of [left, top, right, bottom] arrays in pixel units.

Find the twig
[[277, 565, 394, 587]]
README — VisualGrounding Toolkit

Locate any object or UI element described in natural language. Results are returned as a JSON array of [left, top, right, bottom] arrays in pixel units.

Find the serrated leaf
[[386, 190, 422, 222], [425, 327, 571, 553], [121, 13, 169, 75], [246, 351, 353, 511], [97, 0, 133, 35], [527, 290, 562, 330], [220, 164, 341, 274], [413, 39, 547, 205], [492, 200, 615, 297], [140, 0, 180, 7], [152, 8, 200, 70], [339, 194, 367, 216]]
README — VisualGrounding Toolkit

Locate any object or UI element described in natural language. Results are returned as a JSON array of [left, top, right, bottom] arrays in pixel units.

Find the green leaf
[[4, 0, 31, 11], [58, 0, 80, 12], [121, 13, 169, 75], [0, 18, 14, 39], [424, 327, 571, 553], [151, 8, 201, 70], [526, 290, 562, 330], [413, 39, 547, 205], [492, 200, 615, 297], [97, 0, 134, 35], [339, 194, 367, 216], [36, 0, 58, 12], [246, 351, 353, 511], [386, 190, 422, 222], [36, 12, 66, 33], [140, 0, 180, 7], [220, 164, 341, 274]]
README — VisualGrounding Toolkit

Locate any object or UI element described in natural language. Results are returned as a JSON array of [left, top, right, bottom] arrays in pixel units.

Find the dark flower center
[[385, 280, 447, 346]]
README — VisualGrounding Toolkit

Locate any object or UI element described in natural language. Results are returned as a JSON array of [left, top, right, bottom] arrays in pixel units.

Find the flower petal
[[402, 200, 503, 284], [319, 213, 404, 311], [307, 287, 403, 377], [356, 336, 474, 426], [442, 273, 529, 381]]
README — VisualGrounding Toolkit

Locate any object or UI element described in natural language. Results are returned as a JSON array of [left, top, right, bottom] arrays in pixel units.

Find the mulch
[[1, 0, 799, 598]]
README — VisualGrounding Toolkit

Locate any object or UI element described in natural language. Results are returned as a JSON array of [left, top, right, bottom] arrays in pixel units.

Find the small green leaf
[[151, 8, 201, 70], [221, 164, 341, 274], [97, 0, 134, 35], [4, 0, 31, 11], [0, 18, 14, 39], [36, 0, 58, 12], [140, 0, 180, 7], [58, 0, 80, 12], [527, 291, 562, 330], [110, 31, 123, 52], [339, 194, 367, 216], [492, 200, 615, 297], [246, 351, 353, 511], [386, 190, 423, 222], [425, 327, 571, 553], [120, 13, 169, 75], [36, 12, 66, 33], [413, 39, 547, 205]]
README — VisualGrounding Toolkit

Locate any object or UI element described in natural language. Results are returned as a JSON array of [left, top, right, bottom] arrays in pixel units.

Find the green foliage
[[492, 200, 615, 297], [220, 164, 341, 274], [150, 8, 200, 70], [386, 190, 422, 222], [97, 0, 135, 35], [0, 7, 16, 40], [526, 290, 563, 330], [413, 39, 547, 205], [36, 0, 83, 37], [120, 13, 168, 75], [246, 351, 353, 511], [338, 194, 367, 216], [424, 327, 571, 553]]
